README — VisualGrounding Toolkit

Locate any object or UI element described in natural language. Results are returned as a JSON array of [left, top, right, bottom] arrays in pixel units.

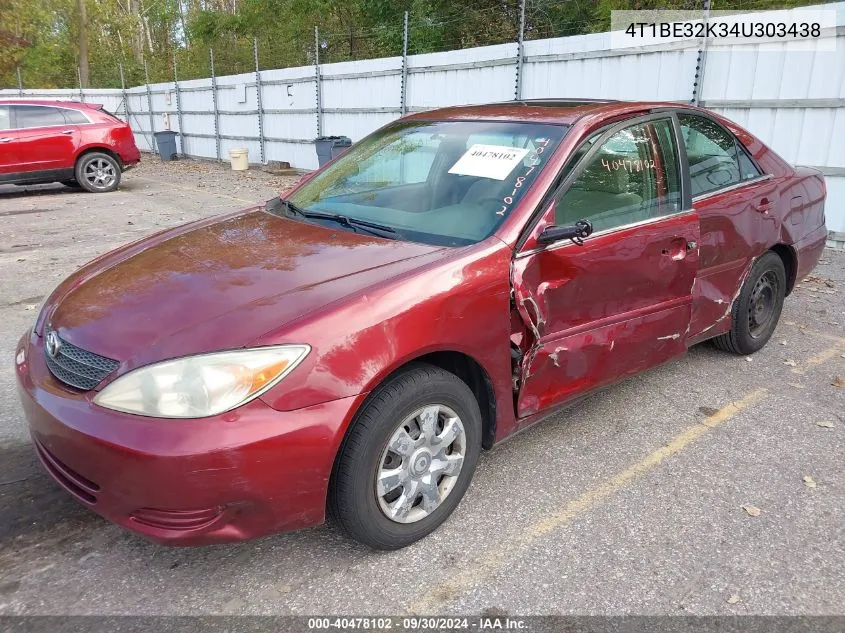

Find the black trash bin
[[153, 130, 179, 161], [314, 136, 351, 167]]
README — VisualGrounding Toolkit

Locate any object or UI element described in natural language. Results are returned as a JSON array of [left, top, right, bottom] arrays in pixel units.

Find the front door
[[9, 105, 79, 174], [513, 114, 699, 418]]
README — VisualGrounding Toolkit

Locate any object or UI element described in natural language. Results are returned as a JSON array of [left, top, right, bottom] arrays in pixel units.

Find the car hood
[[48, 209, 446, 370]]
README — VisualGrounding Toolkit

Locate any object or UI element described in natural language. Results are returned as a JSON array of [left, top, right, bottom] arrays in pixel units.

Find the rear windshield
[[286, 120, 568, 246]]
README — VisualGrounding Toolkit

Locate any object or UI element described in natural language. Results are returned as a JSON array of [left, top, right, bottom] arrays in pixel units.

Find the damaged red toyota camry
[[16, 100, 827, 549]]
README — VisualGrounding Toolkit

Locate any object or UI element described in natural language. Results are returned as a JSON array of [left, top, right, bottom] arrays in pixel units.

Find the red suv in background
[[0, 100, 141, 193]]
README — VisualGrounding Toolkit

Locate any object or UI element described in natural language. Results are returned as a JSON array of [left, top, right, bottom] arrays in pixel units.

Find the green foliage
[[1, 0, 834, 89]]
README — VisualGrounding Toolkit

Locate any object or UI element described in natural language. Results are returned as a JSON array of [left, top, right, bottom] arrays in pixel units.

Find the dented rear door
[[512, 114, 699, 418]]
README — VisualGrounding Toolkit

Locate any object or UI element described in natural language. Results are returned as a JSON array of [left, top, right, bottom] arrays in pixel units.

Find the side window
[[678, 114, 744, 197], [555, 118, 682, 233], [736, 141, 762, 180], [12, 106, 67, 129], [0, 106, 10, 131], [62, 109, 89, 124]]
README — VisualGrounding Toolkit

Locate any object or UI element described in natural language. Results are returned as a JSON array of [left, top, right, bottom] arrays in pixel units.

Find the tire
[[713, 251, 786, 355], [328, 363, 482, 550], [74, 152, 121, 193]]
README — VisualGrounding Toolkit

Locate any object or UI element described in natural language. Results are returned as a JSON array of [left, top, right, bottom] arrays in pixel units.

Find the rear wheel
[[713, 251, 786, 355], [328, 363, 482, 550], [75, 152, 121, 193]]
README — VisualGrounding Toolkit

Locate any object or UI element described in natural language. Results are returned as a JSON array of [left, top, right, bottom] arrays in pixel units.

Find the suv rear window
[[62, 109, 90, 124]]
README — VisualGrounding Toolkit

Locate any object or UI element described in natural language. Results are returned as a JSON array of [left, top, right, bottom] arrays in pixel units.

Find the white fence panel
[[2, 1, 844, 235]]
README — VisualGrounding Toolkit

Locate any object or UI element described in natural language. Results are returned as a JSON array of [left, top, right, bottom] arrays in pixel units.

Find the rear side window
[[0, 106, 10, 131], [13, 106, 67, 129], [62, 109, 90, 124], [678, 113, 761, 197], [555, 118, 682, 233], [736, 143, 762, 180]]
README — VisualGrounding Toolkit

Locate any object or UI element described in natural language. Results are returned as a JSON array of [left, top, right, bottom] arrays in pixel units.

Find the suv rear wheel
[[75, 152, 121, 193]]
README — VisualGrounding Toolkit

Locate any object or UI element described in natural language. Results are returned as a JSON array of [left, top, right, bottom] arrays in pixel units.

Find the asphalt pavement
[[0, 159, 842, 615]]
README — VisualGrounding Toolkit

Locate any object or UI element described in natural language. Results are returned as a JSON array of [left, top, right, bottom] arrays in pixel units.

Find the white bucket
[[229, 148, 249, 171]]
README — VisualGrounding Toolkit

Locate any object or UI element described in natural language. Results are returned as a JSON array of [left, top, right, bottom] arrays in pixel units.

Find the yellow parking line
[[408, 388, 768, 614], [792, 342, 845, 375]]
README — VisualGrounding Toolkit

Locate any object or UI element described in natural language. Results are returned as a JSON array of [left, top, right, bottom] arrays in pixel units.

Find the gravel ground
[[0, 157, 843, 617]]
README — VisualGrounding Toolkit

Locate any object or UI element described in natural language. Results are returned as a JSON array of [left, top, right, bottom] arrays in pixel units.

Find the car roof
[[0, 99, 99, 110], [406, 99, 704, 126]]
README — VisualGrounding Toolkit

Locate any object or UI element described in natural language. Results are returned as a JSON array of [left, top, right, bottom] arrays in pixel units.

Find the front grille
[[43, 329, 119, 391]]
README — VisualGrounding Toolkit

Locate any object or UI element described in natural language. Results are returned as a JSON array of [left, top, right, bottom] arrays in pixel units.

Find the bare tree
[[78, 0, 89, 87]]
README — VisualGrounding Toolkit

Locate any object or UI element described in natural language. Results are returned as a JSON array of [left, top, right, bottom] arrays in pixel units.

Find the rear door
[[9, 105, 80, 174], [513, 113, 699, 418], [678, 112, 775, 341]]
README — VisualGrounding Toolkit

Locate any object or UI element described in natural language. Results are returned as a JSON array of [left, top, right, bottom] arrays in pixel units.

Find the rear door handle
[[753, 197, 772, 214], [61, 130, 75, 135], [0, 137, 11, 143]]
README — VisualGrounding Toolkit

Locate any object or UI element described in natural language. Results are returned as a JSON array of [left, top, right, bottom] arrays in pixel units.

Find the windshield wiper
[[279, 199, 400, 240]]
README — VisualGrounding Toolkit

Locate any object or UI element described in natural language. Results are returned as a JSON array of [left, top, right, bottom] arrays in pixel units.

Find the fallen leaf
[[24, 304, 37, 311], [783, 359, 797, 367], [779, 340, 787, 345], [803, 475, 817, 488], [816, 421, 834, 429], [788, 383, 804, 389], [727, 594, 741, 605], [699, 406, 719, 417], [832, 376, 845, 388], [745, 357, 753, 362], [825, 280, 835, 288], [742, 505, 761, 517], [785, 321, 796, 326]]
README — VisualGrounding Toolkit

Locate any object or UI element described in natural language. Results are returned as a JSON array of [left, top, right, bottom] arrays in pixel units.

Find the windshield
[[286, 120, 567, 246]]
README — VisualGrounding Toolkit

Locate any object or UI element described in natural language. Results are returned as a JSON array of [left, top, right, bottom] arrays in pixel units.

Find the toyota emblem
[[45, 331, 62, 358]]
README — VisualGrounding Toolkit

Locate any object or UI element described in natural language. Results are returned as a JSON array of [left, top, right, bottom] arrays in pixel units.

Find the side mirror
[[537, 220, 593, 246]]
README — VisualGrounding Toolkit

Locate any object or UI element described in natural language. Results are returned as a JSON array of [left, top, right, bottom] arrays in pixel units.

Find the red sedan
[[0, 99, 140, 193], [15, 100, 826, 549]]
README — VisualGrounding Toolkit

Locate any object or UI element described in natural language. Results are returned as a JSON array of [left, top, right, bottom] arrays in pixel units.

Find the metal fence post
[[254, 37, 266, 164], [514, 0, 526, 100], [16, 67, 23, 96], [144, 60, 157, 153], [314, 26, 323, 138], [400, 11, 409, 115], [210, 48, 221, 161], [173, 51, 185, 157], [691, 0, 712, 105], [119, 63, 130, 124]]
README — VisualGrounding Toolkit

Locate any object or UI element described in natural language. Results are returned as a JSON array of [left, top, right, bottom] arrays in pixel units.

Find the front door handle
[[662, 237, 689, 261]]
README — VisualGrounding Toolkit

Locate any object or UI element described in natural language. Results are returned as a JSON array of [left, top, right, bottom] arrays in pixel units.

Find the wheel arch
[[769, 243, 797, 295], [339, 350, 499, 456], [75, 146, 123, 168]]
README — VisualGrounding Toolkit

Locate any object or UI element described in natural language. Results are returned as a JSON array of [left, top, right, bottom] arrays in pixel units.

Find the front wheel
[[713, 251, 786, 355], [75, 152, 121, 193], [328, 363, 482, 550]]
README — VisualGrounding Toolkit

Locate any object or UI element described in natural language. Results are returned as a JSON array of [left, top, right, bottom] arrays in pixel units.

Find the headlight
[[93, 345, 310, 418]]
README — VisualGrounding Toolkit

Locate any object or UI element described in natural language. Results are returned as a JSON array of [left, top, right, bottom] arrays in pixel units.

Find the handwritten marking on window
[[601, 158, 656, 172], [496, 138, 550, 217]]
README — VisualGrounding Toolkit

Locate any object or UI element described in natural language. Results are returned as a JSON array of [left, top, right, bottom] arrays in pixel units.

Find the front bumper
[[14, 329, 363, 546]]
